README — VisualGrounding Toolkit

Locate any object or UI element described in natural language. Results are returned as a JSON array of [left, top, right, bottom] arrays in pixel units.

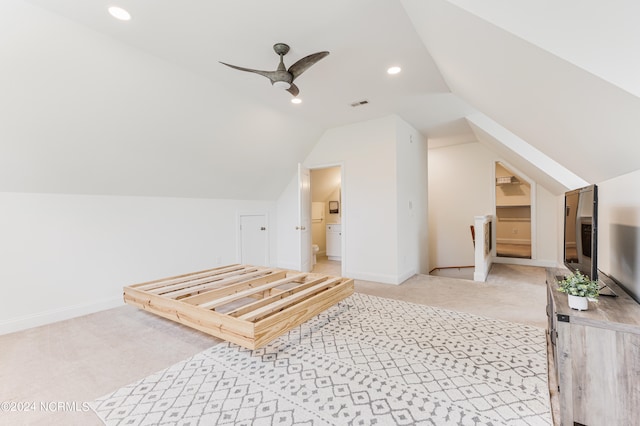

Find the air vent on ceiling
[[350, 100, 369, 107]]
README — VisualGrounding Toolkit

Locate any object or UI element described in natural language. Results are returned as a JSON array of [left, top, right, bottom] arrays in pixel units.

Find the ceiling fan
[[219, 43, 329, 97]]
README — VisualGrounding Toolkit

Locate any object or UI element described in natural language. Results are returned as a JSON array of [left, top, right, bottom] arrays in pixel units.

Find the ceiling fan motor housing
[[273, 43, 290, 56]]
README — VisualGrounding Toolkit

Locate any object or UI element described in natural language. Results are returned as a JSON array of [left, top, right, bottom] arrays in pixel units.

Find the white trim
[[0, 296, 123, 336], [397, 268, 417, 284], [493, 160, 537, 260], [474, 271, 488, 281], [347, 270, 402, 285]]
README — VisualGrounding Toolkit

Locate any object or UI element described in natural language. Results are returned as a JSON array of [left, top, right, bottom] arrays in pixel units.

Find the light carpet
[[91, 293, 552, 425]]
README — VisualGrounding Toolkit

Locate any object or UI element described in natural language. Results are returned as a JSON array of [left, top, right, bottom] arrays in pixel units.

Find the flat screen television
[[563, 184, 618, 297], [563, 184, 598, 281]]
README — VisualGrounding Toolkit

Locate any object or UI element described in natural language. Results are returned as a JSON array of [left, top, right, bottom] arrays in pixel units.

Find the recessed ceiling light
[[291, 98, 302, 104], [387, 66, 402, 75], [108, 6, 131, 21]]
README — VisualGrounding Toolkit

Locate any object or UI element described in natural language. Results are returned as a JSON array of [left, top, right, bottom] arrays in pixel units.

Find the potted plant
[[557, 271, 599, 311]]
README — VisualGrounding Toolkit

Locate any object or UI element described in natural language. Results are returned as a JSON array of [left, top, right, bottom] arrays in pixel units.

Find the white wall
[[277, 116, 426, 284], [303, 116, 398, 283], [598, 169, 640, 301], [428, 141, 558, 269], [0, 192, 276, 334], [311, 212, 326, 254], [276, 176, 299, 270], [536, 185, 559, 266], [325, 188, 342, 225], [396, 119, 429, 279], [428, 142, 494, 268]]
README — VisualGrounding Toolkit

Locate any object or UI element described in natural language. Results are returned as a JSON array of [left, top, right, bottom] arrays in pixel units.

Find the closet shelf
[[496, 176, 520, 185]]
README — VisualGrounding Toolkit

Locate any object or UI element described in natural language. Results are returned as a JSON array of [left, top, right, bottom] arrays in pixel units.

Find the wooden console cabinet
[[546, 268, 640, 425]]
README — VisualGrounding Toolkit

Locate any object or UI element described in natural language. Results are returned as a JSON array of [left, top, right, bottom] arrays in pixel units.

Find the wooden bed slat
[[123, 264, 354, 350], [226, 275, 332, 318], [148, 266, 260, 295], [133, 264, 245, 291], [179, 270, 289, 305], [197, 273, 308, 310], [238, 277, 341, 322], [160, 268, 277, 299], [253, 282, 354, 348]]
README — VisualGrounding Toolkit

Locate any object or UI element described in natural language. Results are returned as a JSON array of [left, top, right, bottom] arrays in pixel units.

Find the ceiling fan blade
[[288, 51, 329, 81], [287, 83, 300, 97], [219, 62, 278, 83]]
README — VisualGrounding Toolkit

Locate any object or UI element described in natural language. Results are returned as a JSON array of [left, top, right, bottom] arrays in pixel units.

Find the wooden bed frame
[[123, 264, 354, 350]]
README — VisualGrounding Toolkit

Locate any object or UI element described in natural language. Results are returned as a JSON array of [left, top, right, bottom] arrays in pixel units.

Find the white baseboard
[[474, 271, 488, 282], [0, 296, 124, 336], [347, 270, 408, 285], [397, 268, 417, 284]]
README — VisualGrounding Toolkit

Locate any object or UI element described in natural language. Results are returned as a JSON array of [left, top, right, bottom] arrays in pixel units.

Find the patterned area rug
[[91, 293, 552, 425]]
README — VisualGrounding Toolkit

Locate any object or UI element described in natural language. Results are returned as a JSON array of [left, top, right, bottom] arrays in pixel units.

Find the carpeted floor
[[92, 293, 551, 425]]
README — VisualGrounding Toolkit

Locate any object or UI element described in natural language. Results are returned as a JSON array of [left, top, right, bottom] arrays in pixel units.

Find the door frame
[[492, 160, 537, 261], [236, 211, 270, 266], [297, 164, 312, 272], [306, 162, 346, 277]]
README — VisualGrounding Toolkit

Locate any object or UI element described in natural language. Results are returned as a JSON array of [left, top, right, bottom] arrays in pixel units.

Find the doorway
[[309, 166, 342, 276], [238, 213, 269, 266], [494, 162, 532, 259]]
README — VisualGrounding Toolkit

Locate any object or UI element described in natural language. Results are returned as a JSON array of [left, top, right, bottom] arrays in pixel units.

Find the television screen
[[563, 184, 598, 281]]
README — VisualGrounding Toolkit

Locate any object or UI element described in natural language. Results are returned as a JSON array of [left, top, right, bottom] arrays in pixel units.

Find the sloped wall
[[0, 0, 321, 200]]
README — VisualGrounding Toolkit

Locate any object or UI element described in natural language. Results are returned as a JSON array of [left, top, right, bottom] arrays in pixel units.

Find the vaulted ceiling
[[2, 0, 638, 199], [402, 0, 640, 187]]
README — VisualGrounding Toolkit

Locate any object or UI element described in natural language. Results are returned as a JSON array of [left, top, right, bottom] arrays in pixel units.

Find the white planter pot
[[568, 294, 589, 311]]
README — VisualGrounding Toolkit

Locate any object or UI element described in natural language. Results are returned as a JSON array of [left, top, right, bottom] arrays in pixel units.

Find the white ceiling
[[3, 0, 639, 199], [21, 0, 463, 134], [2, 0, 478, 199]]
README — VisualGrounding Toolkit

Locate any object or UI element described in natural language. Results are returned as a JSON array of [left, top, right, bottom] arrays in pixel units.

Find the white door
[[240, 214, 268, 266], [297, 164, 312, 272]]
